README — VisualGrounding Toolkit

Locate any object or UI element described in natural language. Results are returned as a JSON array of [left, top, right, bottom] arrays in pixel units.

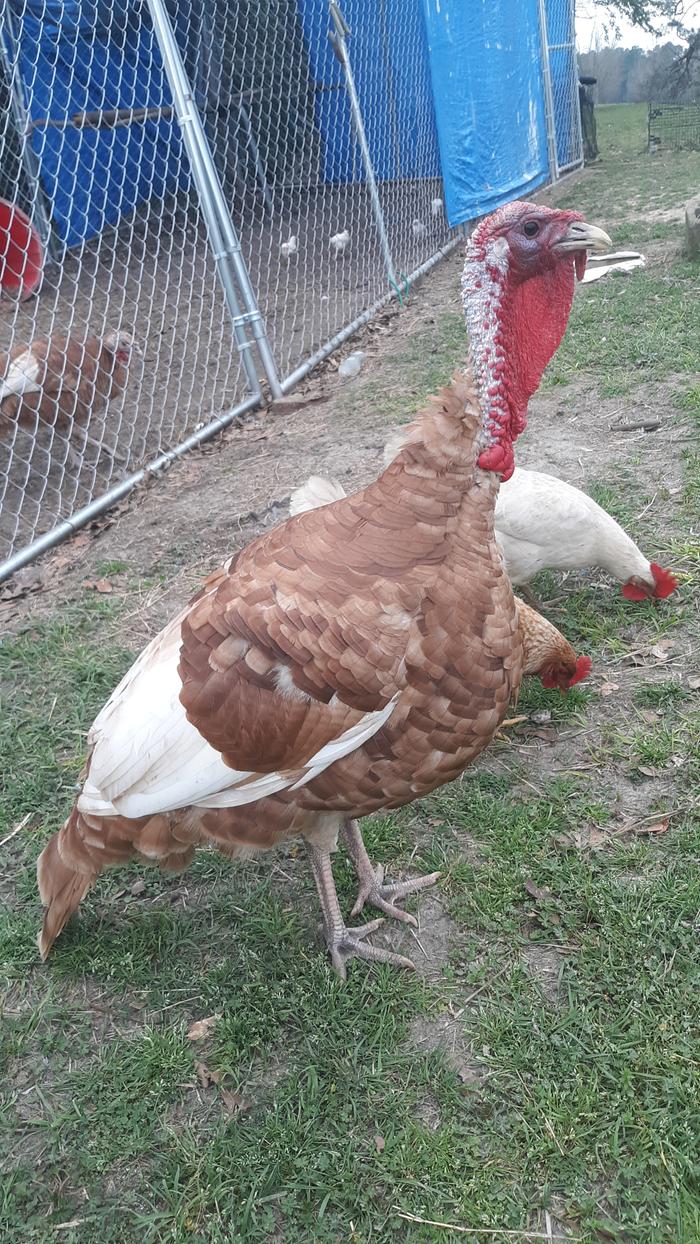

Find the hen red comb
[[650, 563, 677, 599], [622, 563, 678, 601], [569, 655, 592, 687]]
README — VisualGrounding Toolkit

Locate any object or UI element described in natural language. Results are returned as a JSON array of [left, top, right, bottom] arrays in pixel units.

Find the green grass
[[2, 104, 700, 1243], [340, 308, 466, 425]]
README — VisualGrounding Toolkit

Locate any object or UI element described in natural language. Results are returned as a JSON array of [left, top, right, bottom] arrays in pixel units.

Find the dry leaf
[[194, 1060, 221, 1088], [188, 1014, 220, 1042], [688, 674, 700, 690], [130, 879, 146, 896], [524, 879, 550, 902], [374, 1134, 386, 1153], [95, 578, 113, 593], [575, 825, 609, 849], [530, 710, 552, 725], [639, 709, 659, 724], [599, 681, 620, 696], [650, 642, 672, 661], [0, 565, 45, 600], [637, 765, 662, 778], [220, 1088, 251, 1115], [636, 817, 670, 836]]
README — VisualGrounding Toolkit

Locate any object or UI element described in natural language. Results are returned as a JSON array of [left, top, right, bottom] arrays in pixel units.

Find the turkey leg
[[341, 819, 440, 926], [304, 840, 416, 979]]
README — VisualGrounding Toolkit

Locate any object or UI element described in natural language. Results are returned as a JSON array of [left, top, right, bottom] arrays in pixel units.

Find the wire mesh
[[0, 0, 457, 575], [648, 102, 700, 152], [0, 0, 253, 570], [542, 0, 583, 176], [209, 0, 454, 385], [0, 0, 579, 578]]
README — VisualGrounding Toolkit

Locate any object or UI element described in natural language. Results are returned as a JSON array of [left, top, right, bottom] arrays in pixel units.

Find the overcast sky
[[576, 2, 700, 52]]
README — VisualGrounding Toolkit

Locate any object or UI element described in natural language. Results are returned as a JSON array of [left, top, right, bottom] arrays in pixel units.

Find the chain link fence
[[538, 0, 583, 177], [0, 0, 580, 581], [648, 102, 700, 152]]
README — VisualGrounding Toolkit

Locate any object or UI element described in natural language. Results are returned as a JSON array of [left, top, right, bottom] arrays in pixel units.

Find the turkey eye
[[523, 220, 540, 238]]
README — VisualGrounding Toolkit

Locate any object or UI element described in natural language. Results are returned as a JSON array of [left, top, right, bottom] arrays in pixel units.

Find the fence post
[[146, 0, 283, 401], [536, 0, 559, 181], [328, 1, 397, 290]]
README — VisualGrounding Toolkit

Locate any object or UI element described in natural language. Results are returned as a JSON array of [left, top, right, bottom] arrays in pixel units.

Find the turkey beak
[[554, 221, 611, 281], [553, 221, 612, 255]]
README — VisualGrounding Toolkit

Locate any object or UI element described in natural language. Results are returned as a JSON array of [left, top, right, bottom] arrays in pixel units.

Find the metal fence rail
[[0, 0, 581, 582]]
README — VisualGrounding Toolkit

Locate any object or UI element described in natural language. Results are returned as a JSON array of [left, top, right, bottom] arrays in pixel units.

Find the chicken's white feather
[[494, 468, 653, 586], [0, 349, 40, 403], [289, 475, 346, 515]]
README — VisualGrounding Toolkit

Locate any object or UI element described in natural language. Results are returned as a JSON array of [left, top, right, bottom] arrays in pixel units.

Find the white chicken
[[431, 197, 443, 218], [280, 235, 297, 260], [412, 219, 427, 239], [330, 229, 351, 255], [290, 467, 677, 602]]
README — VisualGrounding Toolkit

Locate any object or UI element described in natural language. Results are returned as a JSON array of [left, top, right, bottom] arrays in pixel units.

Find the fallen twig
[[0, 812, 32, 849], [612, 419, 661, 433], [393, 1210, 579, 1240]]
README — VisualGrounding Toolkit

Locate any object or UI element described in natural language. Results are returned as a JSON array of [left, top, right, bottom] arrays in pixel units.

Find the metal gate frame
[[538, 0, 584, 179]]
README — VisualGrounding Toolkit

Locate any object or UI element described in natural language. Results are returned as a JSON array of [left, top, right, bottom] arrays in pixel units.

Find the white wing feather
[[0, 349, 40, 403], [79, 589, 399, 819]]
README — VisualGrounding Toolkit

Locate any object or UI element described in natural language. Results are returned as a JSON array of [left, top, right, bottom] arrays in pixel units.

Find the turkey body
[[38, 377, 520, 961], [37, 199, 611, 972]]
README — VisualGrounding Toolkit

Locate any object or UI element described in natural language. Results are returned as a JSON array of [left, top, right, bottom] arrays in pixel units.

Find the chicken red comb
[[650, 563, 677, 599], [622, 563, 678, 601], [0, 199, 43, 299], [569, 655, 591, 687]]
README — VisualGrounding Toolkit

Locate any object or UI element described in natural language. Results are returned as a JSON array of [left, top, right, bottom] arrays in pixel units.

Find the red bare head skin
[[463, 201, 609, 481], [539, 653, 592, 692], [622, 563, 678, 602]]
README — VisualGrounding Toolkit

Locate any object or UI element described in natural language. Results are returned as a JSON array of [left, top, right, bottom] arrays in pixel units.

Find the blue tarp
[[296, 0, 440, 183], [6, 0, 568, 249], [420, 0, 550, 226], [6, 0, 186, 249]]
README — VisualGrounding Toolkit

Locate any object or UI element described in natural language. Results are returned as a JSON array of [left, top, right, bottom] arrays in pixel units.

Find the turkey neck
[[363, 369, 501, 560]]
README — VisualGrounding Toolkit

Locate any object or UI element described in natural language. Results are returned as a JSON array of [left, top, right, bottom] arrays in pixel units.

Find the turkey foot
[[305, 840, 416, 980], [342, 819, 441, 927]]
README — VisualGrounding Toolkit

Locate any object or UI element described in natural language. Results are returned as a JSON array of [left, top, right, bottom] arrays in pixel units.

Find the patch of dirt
[[388, 893, 457, 980], [413, 1087, 442, 1132], [520, 945, 566, 1005], [407, 1011, 488, 1087]]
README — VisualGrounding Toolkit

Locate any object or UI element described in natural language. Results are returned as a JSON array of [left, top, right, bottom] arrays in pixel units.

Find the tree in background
[[583, 2, 700, 101]]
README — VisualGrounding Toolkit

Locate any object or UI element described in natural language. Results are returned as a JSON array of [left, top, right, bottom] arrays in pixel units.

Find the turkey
[[290, 477, 591, 691], [37, 201, 609, 976], [292, 468, 677, 602], [0, 329, 136, 436]]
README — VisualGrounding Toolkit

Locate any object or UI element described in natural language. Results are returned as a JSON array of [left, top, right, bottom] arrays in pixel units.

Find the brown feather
[[38, 372, 523, 954]]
